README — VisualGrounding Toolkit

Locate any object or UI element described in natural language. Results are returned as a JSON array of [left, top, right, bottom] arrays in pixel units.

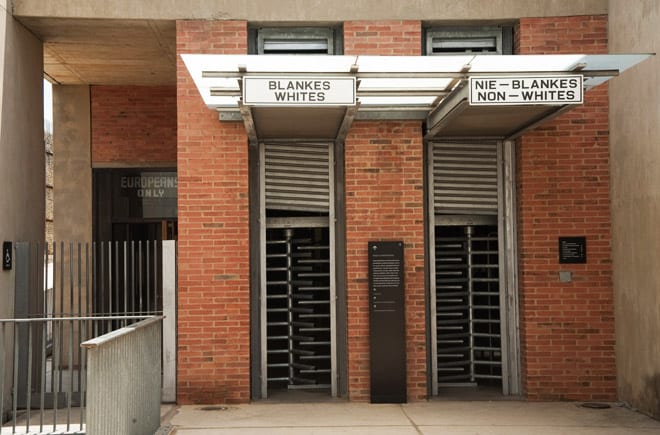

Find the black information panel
[[368, 241, 406, 403], [559, 236, 587, 264]]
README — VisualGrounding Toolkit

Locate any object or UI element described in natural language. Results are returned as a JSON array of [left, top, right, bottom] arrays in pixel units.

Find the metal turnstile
[[435, 223, 502, 386], [265, 227, 331, 389], [429, 141, 521, 395], [258, 141, 337, 397]]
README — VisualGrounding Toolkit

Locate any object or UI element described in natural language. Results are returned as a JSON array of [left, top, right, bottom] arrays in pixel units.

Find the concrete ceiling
[[18, 18, 176, 85]]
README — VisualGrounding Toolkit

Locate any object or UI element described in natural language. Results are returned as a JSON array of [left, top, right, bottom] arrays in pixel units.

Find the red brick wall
[[91, 86, 176, 164], [344, 21, 422, 55], [176, 20, 250, 404], [344, 21, 427, 401], [517, 15, 616, 401]]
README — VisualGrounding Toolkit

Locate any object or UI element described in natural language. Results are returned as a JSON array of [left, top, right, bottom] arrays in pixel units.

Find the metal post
[[12, 325, 19, 432], [78, 243, 82, 317], [1, 323, 6, 428], [139, 241, 143, 315], [26, 322, 33, 432], [146, 240, 151, 313], [466, 226, 475, 383], [285, 229, 294, 385], [500, 139, 521, 395], [52, 319, 59, 432], [53, 243, 58, 319], [123, 241, 128, 323], [131, 241, 135, 314], [259, 142, 268, 399], [161, 240, 177, 402], [328, 143, 338, 398], [14, 242, 30, 408], [114, 241, 119, 320], [70, 242, 74, 317], [153, 239, 159, 312], [67, 319, 74, 430], [92, 242, 97, 317], [106, 241, 112, 331], [40, 319, 47, 431], [80, 319, 87, 430], [86, 243, 91, 316]]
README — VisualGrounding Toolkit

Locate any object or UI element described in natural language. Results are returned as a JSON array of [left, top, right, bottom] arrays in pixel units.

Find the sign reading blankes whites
[[243, 77, 356, 106]]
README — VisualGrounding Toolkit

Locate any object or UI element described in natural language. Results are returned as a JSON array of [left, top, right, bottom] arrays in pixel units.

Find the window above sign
[[248, 26, 343, 55], [425, 25, 514, 56]]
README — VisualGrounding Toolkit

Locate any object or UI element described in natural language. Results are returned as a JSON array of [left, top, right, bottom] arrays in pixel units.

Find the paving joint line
[[400, 404, 423, 435]]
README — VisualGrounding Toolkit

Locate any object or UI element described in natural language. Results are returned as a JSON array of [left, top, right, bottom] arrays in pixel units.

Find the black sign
[[559, 236, 587, 264], [368, 241, 406, 403], [3, 241, 12, 270]]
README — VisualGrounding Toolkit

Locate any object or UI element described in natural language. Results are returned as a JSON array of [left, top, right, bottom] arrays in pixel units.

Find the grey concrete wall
[[0, 0, 44, 419], [14, 0, 607, 21], [609, 0, 660, 420], [53, 85, 92, 243]]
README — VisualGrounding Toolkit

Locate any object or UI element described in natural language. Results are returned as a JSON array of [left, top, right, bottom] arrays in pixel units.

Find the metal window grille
[[251, 27, 342, 55], [425, 26, 513, 55]]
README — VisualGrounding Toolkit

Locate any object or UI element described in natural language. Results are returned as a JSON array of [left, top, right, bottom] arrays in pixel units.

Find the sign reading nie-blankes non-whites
[[469, 75, 583, 106], [243, 77, 356, 106]]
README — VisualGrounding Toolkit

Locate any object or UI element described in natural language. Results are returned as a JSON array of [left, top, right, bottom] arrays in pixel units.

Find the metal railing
[[84, 317, 162, 435], [2, 240, 176, 434], [0, 316, 153, 435]]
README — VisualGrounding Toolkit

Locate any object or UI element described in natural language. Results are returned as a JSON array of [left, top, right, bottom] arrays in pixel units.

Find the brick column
[[344, 21, 427, 401], [517, 15, 616, 401], [176, 20, 250, 404]]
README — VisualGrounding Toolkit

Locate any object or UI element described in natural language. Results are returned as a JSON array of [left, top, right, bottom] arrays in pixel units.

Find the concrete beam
[[13, 0, 607, 21]]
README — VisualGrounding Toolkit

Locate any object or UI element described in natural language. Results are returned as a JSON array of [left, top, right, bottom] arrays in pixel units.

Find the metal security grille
[[264, 142, 331, 213], [252, 27, 339, 55], [431, 143, 498, 216], [425, 26, 513, 56], [265, 227, 331, 389], [263, 39, 330, 54], [435, 225, 501, 385], [431, 37, 497, 54]]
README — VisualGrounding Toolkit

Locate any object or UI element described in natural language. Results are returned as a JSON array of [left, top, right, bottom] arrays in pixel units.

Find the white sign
[[243, 77, 356, 106], [469, 75, 583, 106]]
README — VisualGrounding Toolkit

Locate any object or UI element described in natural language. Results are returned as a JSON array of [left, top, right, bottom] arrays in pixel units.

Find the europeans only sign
[[243, 77, 356, 106], [469, 75, 583, 106]]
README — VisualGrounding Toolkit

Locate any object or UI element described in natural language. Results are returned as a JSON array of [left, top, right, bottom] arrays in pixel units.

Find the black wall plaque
[[2, 241, 11, 270], [559, 236, 587, 264], [368, 241, 406, 403]]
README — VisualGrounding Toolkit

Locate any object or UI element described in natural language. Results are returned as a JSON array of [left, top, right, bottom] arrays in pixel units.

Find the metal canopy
[[182, 53, 651, 141], [425, 84, 572, 140]]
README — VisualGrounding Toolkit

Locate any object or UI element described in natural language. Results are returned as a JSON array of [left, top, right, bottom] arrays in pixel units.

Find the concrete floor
[[162, 401, 660, 435]]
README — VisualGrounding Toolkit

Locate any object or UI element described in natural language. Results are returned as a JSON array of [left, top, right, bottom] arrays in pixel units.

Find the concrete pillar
[[53, 85, 92, 243], [609, 0, 660, 420], [0, 0, 44, 419], [51, 85, 91, 370]]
